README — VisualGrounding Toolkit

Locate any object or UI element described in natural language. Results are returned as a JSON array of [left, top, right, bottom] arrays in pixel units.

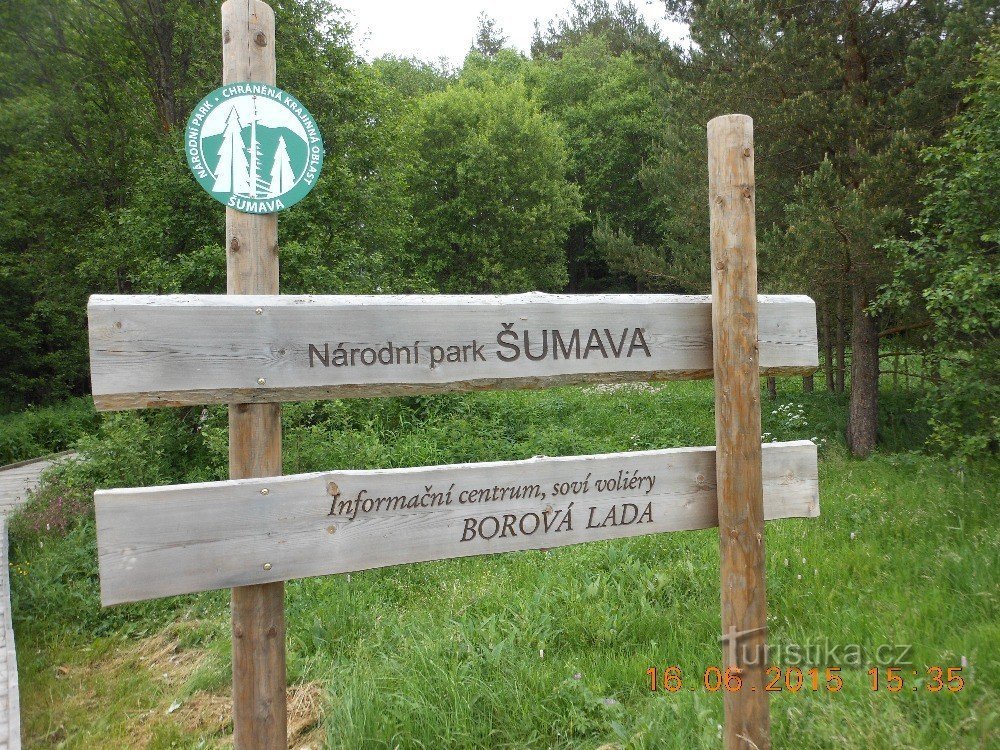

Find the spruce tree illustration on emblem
[[268, 136, 295, 197], [185, 83, 324, 214]]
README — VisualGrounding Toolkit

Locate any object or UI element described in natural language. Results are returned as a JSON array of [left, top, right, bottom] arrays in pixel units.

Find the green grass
[[9, 380, 999, 748]]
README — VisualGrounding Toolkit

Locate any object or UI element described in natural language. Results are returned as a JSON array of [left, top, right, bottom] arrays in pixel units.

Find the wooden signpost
[[86, 2, 820, 748], [88, 293, 817, 410], [221, 3, 284, 747], [96, 440, 818, 605], [709, 114, 770, 749]]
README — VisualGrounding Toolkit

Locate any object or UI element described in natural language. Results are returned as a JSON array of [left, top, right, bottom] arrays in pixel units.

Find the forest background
[[0, 0, 997, 461]]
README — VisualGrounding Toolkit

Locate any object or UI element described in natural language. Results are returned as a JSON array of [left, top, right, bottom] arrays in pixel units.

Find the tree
[[775, 160, 900, 454], [473, 13, 509, 59], [531, 0, 662, 60], [534, 36, 665, 291], [0, 0, 425, 407], [405, 80, 582, 292], [878, 33, 1000, 460], [371, 56, 451, 102], [213, 107, 251, 195], [267, 136, 295, 197], [652, 0, 995, 456]]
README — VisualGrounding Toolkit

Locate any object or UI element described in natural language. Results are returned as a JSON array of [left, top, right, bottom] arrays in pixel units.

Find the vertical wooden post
[[708, 114, 770, 750], [222, 2, 286, 748]]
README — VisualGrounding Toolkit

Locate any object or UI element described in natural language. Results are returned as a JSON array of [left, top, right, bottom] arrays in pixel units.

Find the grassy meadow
[[7, 380, 998, 748]]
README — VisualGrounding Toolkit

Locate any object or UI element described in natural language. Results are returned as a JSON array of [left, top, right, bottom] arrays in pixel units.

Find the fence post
[[708, 114, 770, 750], [221, 2, 286, 748]]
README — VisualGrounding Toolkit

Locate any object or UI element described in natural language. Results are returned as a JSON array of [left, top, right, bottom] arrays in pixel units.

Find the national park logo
[[186, 83, 323, 214]]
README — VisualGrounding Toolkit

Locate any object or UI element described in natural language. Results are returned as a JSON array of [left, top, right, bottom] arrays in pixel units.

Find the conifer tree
[[248, 112, 268, 198], [473, 12, 508, 58], [248, 118, 259, 198], [212, 106, 251, 195], [267, 136, 295, 197]]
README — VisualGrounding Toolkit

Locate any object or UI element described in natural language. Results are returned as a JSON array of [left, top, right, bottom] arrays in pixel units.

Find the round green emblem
[[185, 82, 323, 214]]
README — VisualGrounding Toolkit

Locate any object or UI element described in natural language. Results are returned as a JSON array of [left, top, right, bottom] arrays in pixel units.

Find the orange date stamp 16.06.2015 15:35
[[646, 665, 967, 694]]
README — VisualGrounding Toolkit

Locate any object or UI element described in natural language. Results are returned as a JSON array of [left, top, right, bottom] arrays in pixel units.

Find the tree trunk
[[846, 286, 879, 457], [766, 376, 777, 399], [803, 375, 814, 393], [822, 302, 834, 392], [835, 291, 846, 393]]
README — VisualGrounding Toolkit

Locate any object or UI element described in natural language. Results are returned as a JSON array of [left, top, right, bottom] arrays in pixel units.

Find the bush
[[0, 397, 98, 464], [878, 35, 1000, 461]]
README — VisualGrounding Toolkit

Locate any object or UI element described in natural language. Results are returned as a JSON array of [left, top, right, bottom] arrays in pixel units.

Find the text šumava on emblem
[[187, 84, 321, 213]]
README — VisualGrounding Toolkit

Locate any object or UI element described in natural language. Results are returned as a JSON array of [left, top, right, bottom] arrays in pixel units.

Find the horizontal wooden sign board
[[88, 293, 818, 410], [96, 440, 819, 605]]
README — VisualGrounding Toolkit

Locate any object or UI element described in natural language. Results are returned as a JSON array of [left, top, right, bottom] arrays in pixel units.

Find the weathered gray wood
[[709, 113, 769, 749], [88, 293, 819, 410], [0, 447, 69, 748], [0, 452, 77, 516], [220, 1, 286, 747], [96, 440, 818, 605], [0, 521, 21, 749]]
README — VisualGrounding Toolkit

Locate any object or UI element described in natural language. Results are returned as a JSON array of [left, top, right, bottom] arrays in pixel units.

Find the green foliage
[[0, 397, 98, 464], [647, 0, 996, 454], [878, 34, 1000, 460], [651, 0, 995, 299], [0, 0, 426, 409], [0, 0, 994, 469], [405, 79, 582, 292], [770, 159, 900, 302], [472, 12, 510, 59], [10, 383, 998, 747], [531, 0, 662, 61], [534, 36, 666, 291], [635, 97, 711, 293], [371, 56, 452, 101]]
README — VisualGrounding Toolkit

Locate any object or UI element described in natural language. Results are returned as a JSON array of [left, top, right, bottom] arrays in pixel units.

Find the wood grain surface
[[709, 113, 770, 750], [96, 440, 819, 605], [88, 293, 819, 410], [221, 2, 286, 746]]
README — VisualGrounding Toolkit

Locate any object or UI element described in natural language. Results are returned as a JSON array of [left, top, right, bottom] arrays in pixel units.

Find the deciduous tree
[[405, 81, 582, 292], [878, 33, 1000, 460]]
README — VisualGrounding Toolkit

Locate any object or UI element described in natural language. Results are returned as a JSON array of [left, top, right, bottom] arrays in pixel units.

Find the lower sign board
[[96, 440, 819, 605], [87, 293, 818, 410]]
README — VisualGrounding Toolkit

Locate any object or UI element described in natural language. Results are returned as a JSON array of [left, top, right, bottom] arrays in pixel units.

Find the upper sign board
[[185, 82, 323, 213], [88, 293, 818, 410]]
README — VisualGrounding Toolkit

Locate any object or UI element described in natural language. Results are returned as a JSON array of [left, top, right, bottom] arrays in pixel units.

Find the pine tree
[[267, 136, 295, 198], [473, 12, 508, 58], [248, 108, 269, 198], [212, 106, 251, 195]]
